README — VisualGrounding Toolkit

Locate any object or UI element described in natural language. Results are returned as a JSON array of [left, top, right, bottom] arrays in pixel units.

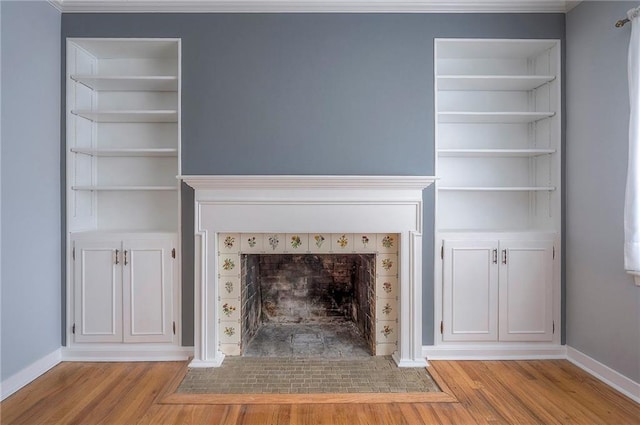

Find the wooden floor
[[1, 359, 639, 424]]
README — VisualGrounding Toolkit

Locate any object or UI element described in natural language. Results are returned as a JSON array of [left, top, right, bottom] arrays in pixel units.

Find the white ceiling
[[50, 0, 581, 13]]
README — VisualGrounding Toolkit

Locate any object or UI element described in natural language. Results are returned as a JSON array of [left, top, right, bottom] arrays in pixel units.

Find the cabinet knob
[[124, 250, 128, 266], [502, 249, 507, 265], [493, 249, 498, 264], [115, 249, 119, 265]]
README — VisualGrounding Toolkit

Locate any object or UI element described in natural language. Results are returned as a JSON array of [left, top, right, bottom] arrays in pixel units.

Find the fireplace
[[181, 175, 435, 367]]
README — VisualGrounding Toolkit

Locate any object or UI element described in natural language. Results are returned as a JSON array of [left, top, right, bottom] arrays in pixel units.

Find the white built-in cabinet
[[434, 39, 561, 352], [66, 39, 182, 357], [73, 236, 175, 344], [442, 238, 554, 343]]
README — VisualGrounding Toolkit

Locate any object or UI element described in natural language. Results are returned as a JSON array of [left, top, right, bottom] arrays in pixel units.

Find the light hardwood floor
[[1, 359, 638, 424]]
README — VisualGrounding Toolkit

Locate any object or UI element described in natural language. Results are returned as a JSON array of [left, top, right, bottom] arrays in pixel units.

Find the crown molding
[[50, 0, 577, 14]]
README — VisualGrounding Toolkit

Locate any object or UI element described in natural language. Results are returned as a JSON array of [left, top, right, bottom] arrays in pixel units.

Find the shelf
[[438, 149, 555, 157], [70, 75, 178, 91], [70, 148, 178, 157], [71, 186, 178, 191], [437, 75, 555, 91], [71, 110, 178, 123], [438, 112, 555, 123], [439, 186, 556, 192]]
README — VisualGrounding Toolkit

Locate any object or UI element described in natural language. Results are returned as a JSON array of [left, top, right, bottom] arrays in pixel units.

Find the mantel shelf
[[437, 75, 555, 91], [438, 148, 556, 157], [70, 75, 178, 91], [71, 110, 178, 123], [179, 175, 437, 191], [71, 185, 178, 191], [438, 111, 555, 123], [70, 148, 178, 157], [439, 186, 556, 192]]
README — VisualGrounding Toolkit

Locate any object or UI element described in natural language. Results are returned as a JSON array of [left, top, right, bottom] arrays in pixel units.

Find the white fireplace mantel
[[181, 175, 436, 368]]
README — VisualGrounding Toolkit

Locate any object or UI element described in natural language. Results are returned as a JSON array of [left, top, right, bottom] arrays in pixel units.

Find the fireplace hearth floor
[[243, 322, 370, 358], [177, 356, 441, 395]]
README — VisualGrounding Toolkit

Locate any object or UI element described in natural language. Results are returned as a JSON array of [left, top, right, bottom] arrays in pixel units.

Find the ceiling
[[50, 0, 581, 13]]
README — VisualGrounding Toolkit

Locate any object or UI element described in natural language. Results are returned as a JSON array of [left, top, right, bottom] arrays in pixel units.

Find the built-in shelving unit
[[65, 38, 183, 357], [433, 39, 562, 353]]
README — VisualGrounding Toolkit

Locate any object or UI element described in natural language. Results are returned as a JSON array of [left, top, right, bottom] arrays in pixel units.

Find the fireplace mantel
[[181, 175, 436, 368]]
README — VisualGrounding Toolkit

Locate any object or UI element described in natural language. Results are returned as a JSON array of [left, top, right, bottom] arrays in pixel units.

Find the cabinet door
[[498, 240, 554, 342], [122, 238, 174, 343], [442, 239, 499, 341], [73, 240, 123, 343]]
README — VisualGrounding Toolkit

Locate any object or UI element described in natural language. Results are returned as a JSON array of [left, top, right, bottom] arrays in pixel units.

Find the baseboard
[[62, 345, 194, 362], [566, 346, 640, 403], [0, 348, 62, 401], [422, 344, 567, 360]]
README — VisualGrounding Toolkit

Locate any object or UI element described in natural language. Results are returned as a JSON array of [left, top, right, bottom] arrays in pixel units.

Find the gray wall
[[1, 1, 61, 380], [566, 1, 640, 383], [62, 12, 565, 346]]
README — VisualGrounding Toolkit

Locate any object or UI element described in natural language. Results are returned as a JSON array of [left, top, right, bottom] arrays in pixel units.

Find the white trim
[[189, 353, 226, 368], [423, 344, 567, 360], [50, 0, 576, 13], [0, 348, 62, 401], [566, 346, 640, 404], [183, 175, 434, 367], [61, 346, 193, 361]]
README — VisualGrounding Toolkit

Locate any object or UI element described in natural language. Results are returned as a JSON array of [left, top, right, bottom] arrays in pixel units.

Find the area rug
[[161, 356, 457, 404]]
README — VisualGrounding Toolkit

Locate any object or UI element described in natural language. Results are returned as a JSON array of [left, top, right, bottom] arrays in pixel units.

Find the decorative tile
[[331, 233, 354, 252], [377, 234, 398, 254], [218, 299, 240, 321], [376, 320, 398, 344], [376, 276, 398, 299], [376, 299, 398, 322], [218, 254, 240, 276], [219, 321, 241, 344], [309, 233, 331, 253], [219, 343, 241, 356], [219, 276, 240, 299], [354, 234, 376, 252], [264, 233, 286, 253], [377, 254, 398, 277], [240, 234, 264, 252], [285, 233, 309, 253], [375, 343, 397, 356], [218, 233, 240, 254]]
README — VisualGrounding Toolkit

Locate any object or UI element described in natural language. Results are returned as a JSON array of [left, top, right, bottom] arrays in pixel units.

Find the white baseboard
[[423, 344, 567, 360], [566, 346, 640, 404], [0, 348, 62, 401], [62, 345, 193, 362]]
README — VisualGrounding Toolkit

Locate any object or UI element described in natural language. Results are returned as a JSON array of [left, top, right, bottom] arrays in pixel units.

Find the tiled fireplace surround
[[217, 233, 399, 356], [182, 175, 436, 368]]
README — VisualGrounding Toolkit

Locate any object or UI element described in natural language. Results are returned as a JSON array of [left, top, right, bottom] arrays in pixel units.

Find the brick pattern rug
[[177, 356, 441, 394]]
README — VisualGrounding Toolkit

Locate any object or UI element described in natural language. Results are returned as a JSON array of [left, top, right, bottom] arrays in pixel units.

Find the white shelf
[[71, 185, 178, 191], [70, 148, 178, 157], [71, 110, 178, 123], [438, 111, 555, 123], [70, 75, 178, 91], [437, 75, 555, 91], [438, 149, 555, 157], [439, 186, 556, 192]]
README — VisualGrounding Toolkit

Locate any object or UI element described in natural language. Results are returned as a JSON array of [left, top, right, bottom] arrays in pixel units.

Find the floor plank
[[1, 359, 639, 425]]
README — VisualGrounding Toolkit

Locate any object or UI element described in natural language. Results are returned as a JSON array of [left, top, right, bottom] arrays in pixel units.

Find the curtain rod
[[616, 18, 630, 28]]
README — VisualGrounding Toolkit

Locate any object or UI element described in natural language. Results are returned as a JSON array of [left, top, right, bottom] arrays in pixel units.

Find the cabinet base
[[62, 345, 193, 362], [423, 344, 566, 360]]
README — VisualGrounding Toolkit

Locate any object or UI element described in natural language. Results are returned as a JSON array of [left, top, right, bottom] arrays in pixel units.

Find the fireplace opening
[[240, 254, 376, 358]]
